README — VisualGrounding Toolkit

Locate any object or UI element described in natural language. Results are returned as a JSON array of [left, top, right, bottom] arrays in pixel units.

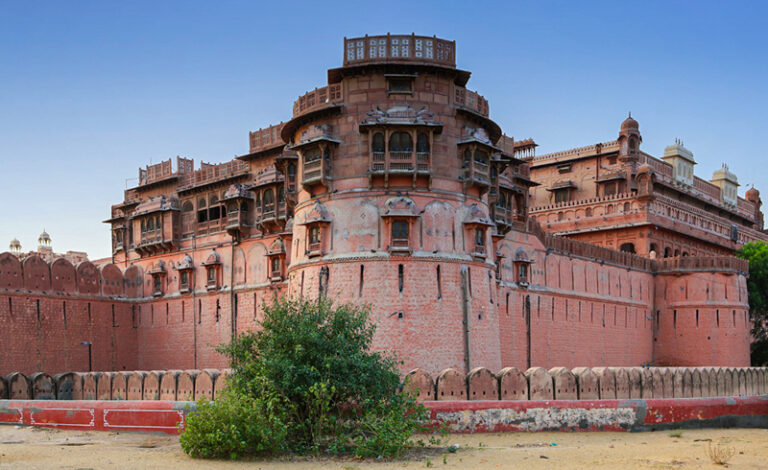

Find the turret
[[618, 114, 642, 163], [710, 163, 739, 208], [9, 238, 21, 255], [661, 139, 696, 187], [745, 186, 763, 229], [38, 229, 52, 252]]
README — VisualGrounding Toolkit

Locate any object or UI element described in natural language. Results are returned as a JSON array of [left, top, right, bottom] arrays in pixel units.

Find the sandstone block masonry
[[2, 34, 756, 376]]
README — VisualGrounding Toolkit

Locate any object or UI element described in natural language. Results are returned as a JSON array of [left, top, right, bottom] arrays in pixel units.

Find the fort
[[1, 33, 764, 378]]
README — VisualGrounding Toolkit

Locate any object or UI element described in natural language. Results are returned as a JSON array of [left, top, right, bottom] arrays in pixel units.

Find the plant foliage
[[180, 298, 430, 459], [737, 241, 768, 365]]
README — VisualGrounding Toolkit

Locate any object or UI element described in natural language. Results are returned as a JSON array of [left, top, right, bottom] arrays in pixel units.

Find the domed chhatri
[[746, 186, 760, 201], [38, 229, 52, 251], [9, 238, 22, 254], [620, 112, 639, 131]]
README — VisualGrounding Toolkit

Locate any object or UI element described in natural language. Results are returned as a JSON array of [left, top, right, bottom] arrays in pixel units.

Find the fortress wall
[[0, 293, 138, 376], [496, 230, 654, 370], [287, 258, 502, 376], [0, 253, 139, 376], [653, 271, 750, 366]]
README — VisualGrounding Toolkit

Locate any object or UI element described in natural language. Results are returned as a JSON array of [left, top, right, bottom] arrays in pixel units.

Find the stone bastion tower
[[279, 34, 536, 373]]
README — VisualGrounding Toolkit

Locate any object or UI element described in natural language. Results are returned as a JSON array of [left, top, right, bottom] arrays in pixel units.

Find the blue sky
[[1, 1, 766, 259]]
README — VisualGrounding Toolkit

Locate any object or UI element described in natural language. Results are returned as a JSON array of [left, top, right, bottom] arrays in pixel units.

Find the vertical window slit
[[359, 265, 365, 298], [436, 265, 442, 300], [398, 264, 404, 293]]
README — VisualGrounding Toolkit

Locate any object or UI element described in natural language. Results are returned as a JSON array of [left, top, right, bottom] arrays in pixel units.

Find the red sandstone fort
[[2, 34, 765, 377]]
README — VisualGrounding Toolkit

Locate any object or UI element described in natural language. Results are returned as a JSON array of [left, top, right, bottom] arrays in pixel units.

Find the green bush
[[180, 298, 431, 459], [179, 385, 291, 459]]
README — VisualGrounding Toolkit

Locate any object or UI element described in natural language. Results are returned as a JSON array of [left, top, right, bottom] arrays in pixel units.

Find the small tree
[[737, 241, 768, 365], [180, 298, 430, 459]]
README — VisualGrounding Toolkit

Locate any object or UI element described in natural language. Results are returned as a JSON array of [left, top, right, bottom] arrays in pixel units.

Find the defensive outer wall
[[0, 225, 752, 377], [0, 34, 755, 378], [1, 366, 766, 434]]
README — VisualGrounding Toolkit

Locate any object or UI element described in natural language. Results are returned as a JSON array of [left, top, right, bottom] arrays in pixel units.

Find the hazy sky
[[2, 1, 767, 260]]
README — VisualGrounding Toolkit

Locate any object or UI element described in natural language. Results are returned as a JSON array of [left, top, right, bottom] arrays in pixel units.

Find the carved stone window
[[267, 238, 286, 281], [514, 249, 533, 287], [202, 250, 221, 290]]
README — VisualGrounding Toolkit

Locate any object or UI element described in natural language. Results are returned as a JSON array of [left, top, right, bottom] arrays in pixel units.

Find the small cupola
[[38, 229, 52, 252], [618, 113, 642, 163], [9, 238, 22, 255], [710, 163, 739, 207], [662, 139, 696, 187]]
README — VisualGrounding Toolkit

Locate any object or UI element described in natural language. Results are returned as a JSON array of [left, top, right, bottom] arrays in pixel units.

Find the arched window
[[255, 191, 261, 208], [389, 132, 412, 153], [664, 247, 671, 258], [650, 243, 658, 253], [674, 249, 680, 257], [619, 243, 636, 254], [416, 133, 429, 153], [209, 194, 219, 206], [372, 133, 385, 153], [623, 202, 631, 212], [147, 217, 154, 231], [682, 251, 689, 257], [557, 211, 564, 221], [141, 219, 146, 233], [182, 201, 193, 213], [463, 148, 472, 166], [585, 207, 593, 217], [240, 201, 249, 213], [606, 204, 614, 214], [287, 163, 296, 179], [228, 202, 238, 214], [278, 186, 285, 204]]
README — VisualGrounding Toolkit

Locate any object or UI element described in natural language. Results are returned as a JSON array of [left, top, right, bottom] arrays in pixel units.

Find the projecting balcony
[[134, 229, 178, 256], [255, 201, 288, 232], [492, 205, 513, 231], [302, 158, 327, 189], [368, 150, 431, 187], [463, 159, 490, 190], [225, 210, 250, 237]]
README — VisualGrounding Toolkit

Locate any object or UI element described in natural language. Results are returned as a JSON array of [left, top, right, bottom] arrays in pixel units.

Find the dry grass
[[707, 442, 736, 466]]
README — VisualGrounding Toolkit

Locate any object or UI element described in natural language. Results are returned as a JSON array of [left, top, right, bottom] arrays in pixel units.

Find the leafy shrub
[[181, 298, 431, 459], [179, 385, 291, 459]]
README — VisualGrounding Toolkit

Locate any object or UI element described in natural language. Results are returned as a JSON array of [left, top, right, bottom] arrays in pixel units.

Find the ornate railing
[[178, 160, 249, 190], [249, 123, 284, 153], [343, 34, 456, 67], [454, 87, 489, 116], [292, 84, 343, 118]]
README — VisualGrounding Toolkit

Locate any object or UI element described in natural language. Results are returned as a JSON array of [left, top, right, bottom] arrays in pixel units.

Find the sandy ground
[[0, 425, 766, 469]]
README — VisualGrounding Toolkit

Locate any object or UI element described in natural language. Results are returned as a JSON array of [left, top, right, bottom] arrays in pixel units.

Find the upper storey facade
[[106, 34, 535, 274], [526, 117, 767, 257]]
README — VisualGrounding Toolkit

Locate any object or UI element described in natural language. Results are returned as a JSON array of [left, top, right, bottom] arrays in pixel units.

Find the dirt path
[[0, 425, 766, 469]]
